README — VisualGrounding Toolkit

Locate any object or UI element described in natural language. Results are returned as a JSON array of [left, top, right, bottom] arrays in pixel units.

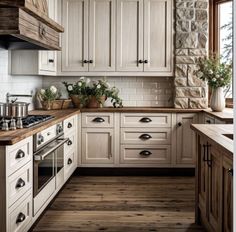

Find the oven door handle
[[34, 138, 69, 161]]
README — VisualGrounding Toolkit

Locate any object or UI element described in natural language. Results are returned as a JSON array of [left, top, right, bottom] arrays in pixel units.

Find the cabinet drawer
[[120, 145, 171, 164], [82, 113, 114, 128], [121, 128, 171, 145], [205, 115, 215, 124], [64, 132, 76, 156], [64, 115, 77, 134], [6, 137, 33, 176], [121, 113, 171, 128], [64, 150, 76, 180], [8, 193, 32, 232], [8, 162, 32, 207]]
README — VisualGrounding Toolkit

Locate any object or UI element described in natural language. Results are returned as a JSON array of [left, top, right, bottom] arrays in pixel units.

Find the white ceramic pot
[[210, 87, 225, 112]]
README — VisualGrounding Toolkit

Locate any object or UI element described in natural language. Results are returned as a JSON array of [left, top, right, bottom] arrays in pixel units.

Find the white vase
[[210, 87, 225, 112]]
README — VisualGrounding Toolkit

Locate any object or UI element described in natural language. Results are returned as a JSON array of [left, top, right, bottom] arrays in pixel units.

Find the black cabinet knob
[[138, 60, 144, 63], [83, 60, 88, 63], [178, 122, 182, 127], [68, 158, 73, 165], [16, 212, 26, 224], [139, 150, 152, 156], [93, 117, 105, 123], [206, 120, 211, 124], [228, 169, 233, 176], [67, 140, 73, 146], [67, 122, 73, 128], [89, 60, 93, 63], [140, 117, 152, 123], [15, 149, 25, 159], [48, 59, 54, 63], [144, 60, 148, 63], [139, 134, 152, 140], [15, 178, 26, 189]]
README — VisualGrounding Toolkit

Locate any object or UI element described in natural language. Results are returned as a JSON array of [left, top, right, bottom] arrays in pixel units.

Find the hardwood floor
[[32, 176, 205, 232]]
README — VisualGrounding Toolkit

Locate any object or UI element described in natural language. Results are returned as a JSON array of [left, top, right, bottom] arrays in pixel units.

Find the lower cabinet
[[81, 128, 114, 165], [196, 135, 233, 232]]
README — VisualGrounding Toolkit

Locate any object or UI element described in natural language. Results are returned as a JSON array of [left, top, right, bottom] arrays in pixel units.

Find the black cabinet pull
[[93, 117, 105, 123], [15, 178, 26, 189], [138, 60, 144, 64], [228, 169, 233, 176], [206, 120, 211, 124], [140, 117, 152, 123], [139, 150, 152, 156], [48, 59, 54, 63], [68, 158, 72, 165], [139, 134, 152, 140], [178, 122, 182, 127], [203, 144, 207, 161], [16, 212, 26, 224], [206, 143, 212, 167], [67, 140, 73, 146], [15, 149, 25, 159], [89, 60, 93, 63], [144, 60, 148, 63], [67, 122, 72, 128]]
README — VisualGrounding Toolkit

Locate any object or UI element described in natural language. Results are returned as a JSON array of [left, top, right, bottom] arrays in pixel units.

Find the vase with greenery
[[196, 55, 232, 112], [63, 77, 123, 108], [39, 86, 60, 110], [63, 77, 89, 108]]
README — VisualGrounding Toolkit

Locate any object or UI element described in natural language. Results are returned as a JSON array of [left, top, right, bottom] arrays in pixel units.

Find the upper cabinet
[[11, 0, 173, 76]]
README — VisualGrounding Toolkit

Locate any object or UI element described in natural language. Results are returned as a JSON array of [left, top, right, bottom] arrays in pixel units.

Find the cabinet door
[[198, 137, 208, 218], [208, 145, 221, 231], [176, 113, 198, 165], [117, 0, 143, 71], [222, 155, 233, 232], [82, 128, 114, 164], [89, 0, 115, 71], [39, 0, 57, 73], [61, 0, 89, 72], [144, 0, 172, 72]]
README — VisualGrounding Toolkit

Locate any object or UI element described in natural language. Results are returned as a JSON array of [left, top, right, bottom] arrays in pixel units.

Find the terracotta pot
[[210, 87, 225, 112], [70, 95, 81, 108], [87, 96, 106, 108]]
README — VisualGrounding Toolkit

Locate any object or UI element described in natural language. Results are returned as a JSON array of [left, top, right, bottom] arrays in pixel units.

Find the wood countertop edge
[[0, 109, 80, 146], [204, 110, 233, 122], [190, 124, 233, 155]]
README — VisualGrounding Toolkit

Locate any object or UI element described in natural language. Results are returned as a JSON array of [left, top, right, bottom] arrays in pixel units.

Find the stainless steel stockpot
[[2, 102, 30, 118]]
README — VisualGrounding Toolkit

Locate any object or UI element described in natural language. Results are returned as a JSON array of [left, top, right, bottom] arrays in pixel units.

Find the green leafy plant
[[63, 77, 123, 108], [39, 86, 60, 101], [196, 55, 232, 89]]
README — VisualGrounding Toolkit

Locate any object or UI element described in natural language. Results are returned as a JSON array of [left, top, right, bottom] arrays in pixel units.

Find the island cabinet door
[[89, 0, 116, 71], [81, 128, 114, 164], [208, 145, 222, 232], [198, 136, 208, 218], [176, 113, 198, 165], [143, 0, 172, 72], [222, 155, 233, 232], [116, 0, 144, 71], [61, 0, 89, 72]]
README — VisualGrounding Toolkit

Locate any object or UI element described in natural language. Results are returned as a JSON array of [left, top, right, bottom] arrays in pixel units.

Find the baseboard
[[74, 167, 195, 176]]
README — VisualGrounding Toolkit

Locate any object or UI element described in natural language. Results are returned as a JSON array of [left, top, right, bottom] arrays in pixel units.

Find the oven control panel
[[34, 122, 63, 151]]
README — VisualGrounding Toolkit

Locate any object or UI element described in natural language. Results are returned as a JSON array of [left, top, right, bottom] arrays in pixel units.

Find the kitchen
[[0, 0, 234, 231]]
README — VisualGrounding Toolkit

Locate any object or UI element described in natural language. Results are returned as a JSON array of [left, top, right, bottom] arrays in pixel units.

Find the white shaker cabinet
[[175, 113, 198, 166], [116, 0, 144, 71], [61, 0, 89, 72], [89, 0, 116, 71]]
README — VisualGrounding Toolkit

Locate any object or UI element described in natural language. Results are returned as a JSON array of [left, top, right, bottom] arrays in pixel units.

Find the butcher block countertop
[[81, 107, 203, 113], [204, 108, 233, 123], [0, 109, 80, 146], [191, 124, 233, 155]]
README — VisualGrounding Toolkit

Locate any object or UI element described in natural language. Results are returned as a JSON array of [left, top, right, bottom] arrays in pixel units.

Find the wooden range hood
[[0, 0, 64, 50]]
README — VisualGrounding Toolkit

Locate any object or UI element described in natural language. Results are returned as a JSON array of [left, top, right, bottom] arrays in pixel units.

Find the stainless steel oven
[[33, 123, 68, 215]]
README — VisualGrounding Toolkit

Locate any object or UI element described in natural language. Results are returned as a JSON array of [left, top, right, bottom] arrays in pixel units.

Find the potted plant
[[196, 55, 232, 112], [39, 86, 61, 110], [63, 77, 89, 108]]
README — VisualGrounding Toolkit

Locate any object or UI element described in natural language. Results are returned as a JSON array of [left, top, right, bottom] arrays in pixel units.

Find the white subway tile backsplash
[[43, 76, 174, 107]]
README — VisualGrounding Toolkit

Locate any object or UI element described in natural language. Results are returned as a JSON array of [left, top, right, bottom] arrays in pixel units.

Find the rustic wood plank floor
[[32, 176, 205, 232]]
